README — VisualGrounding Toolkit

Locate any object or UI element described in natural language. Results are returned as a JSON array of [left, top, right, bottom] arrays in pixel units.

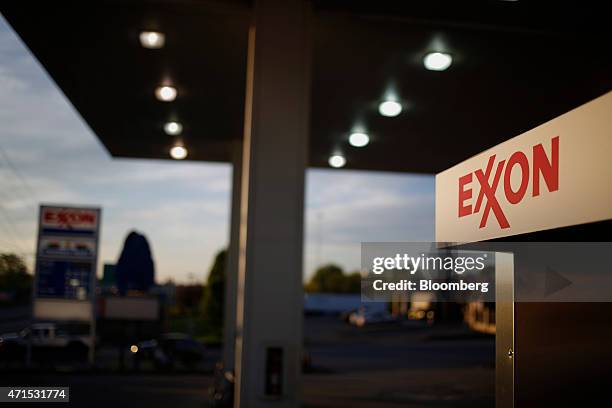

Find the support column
[[234, 0, 311, 406], [223, 142, 242, 373]]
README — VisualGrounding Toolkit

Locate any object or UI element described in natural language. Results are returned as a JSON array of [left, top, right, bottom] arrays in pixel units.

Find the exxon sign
[[436, 91, 612, 242]]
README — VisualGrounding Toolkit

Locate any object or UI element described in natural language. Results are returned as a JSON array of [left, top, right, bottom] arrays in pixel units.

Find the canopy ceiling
[[2, 0, 611, 173]]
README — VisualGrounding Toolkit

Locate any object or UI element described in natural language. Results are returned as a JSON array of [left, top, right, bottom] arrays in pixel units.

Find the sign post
[[33, 205, 101, 365]]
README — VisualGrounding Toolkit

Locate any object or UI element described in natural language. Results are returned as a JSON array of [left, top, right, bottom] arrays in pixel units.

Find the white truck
[[0, 322, 91, 364]]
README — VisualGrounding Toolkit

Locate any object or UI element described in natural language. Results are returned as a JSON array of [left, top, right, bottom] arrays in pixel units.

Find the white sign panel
[[102, 297, 159, 321], [33, 299, 93, 321], [436, 91, 612, 242]]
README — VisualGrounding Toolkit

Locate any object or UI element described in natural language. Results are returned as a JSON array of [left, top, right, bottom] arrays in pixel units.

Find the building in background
[[100, 263, 117, 294]]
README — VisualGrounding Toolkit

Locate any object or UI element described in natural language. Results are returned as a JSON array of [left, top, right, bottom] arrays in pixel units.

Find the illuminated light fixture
[[328, 154, 346, 168], [349, 132, 369, 147], [423, 52, 453, 71], [378, 100, 402, 117], [170, 143, 188, 160], [164, 121, 183, 135], [139, 31, 165, 49], [155, 85, 177, 102], [130, 345, 139, 353]]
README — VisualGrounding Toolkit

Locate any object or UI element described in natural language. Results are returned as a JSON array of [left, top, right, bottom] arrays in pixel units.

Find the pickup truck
[[0, 322, 91, 363]]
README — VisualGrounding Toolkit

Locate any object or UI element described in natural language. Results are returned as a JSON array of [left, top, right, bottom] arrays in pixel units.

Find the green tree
[[0, 253, 32, 305], [306, 265, 362, 294], [200, 249, 226, 335], [306, 264, 344, 293], [343, 272, 362, 293]]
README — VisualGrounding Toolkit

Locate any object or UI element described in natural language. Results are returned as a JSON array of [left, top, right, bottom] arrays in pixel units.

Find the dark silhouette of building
[[116, 231, 155, 295]]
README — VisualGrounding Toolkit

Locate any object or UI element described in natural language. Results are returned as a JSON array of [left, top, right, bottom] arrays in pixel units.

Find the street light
[[378, 100, 402, 117], [349, 132, 370, 147], [170, 143, 188, 160], [164, 121, 183, 135], [139, 31, 165, 49], [155, 86, 177, 102], [329, 154, 346, 168], [424, 52, 453, 71]]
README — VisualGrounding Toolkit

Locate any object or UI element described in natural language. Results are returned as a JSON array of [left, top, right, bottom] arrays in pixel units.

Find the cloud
[[303, 169, 435, 278]]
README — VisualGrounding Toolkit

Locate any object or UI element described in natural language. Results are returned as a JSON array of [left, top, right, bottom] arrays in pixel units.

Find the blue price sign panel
[[34, 206, 101, 301], [36, 260, 93, 300]]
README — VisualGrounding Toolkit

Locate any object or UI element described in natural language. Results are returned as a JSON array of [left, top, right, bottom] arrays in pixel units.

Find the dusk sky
[[0, 15, 434, 283]]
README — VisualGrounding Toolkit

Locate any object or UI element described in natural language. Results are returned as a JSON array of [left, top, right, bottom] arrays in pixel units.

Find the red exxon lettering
[[458, 136, 559, 229]]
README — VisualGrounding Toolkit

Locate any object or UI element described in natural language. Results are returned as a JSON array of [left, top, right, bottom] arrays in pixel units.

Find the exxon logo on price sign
[[40, 207, 99, 235]]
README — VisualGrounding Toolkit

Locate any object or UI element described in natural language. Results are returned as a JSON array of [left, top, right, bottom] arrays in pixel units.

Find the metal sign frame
[[495, 252, 515, 408]]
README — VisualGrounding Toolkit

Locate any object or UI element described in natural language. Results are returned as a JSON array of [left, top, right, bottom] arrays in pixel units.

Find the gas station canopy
[[3, 0, 611, 173]]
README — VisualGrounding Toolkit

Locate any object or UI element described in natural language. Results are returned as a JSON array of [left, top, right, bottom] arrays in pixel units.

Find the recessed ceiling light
[[155, 86, 177, 102], [378, 101, 402, 117], [139, 31, 165, 49], [328, 154, 346, 168], [423, 52, 453, 71], [164, 121, 183, 135], [349, 132, 369, 147], [170, 144, 187, 160]]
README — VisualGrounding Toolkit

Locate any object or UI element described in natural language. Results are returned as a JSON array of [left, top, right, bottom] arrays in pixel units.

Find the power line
[[0, 205, 27, 254], [0, 145, 39, 204], [0, 144, 38, 254], [0, 236, 23, 252]]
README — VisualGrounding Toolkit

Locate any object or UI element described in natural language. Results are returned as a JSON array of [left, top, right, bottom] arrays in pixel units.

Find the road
[[1, 316, 494, 407]]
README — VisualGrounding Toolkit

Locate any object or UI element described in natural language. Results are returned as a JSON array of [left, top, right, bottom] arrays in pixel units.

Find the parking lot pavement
[[304, 316, 494, 370], [303, 367, 493, 408], [302, 316, 495, 407]]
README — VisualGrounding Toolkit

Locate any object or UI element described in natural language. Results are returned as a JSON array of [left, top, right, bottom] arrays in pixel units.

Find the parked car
[[348, 308, 395, 327], [131, 332, 206, 370], [0, 323, 90, 363]]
